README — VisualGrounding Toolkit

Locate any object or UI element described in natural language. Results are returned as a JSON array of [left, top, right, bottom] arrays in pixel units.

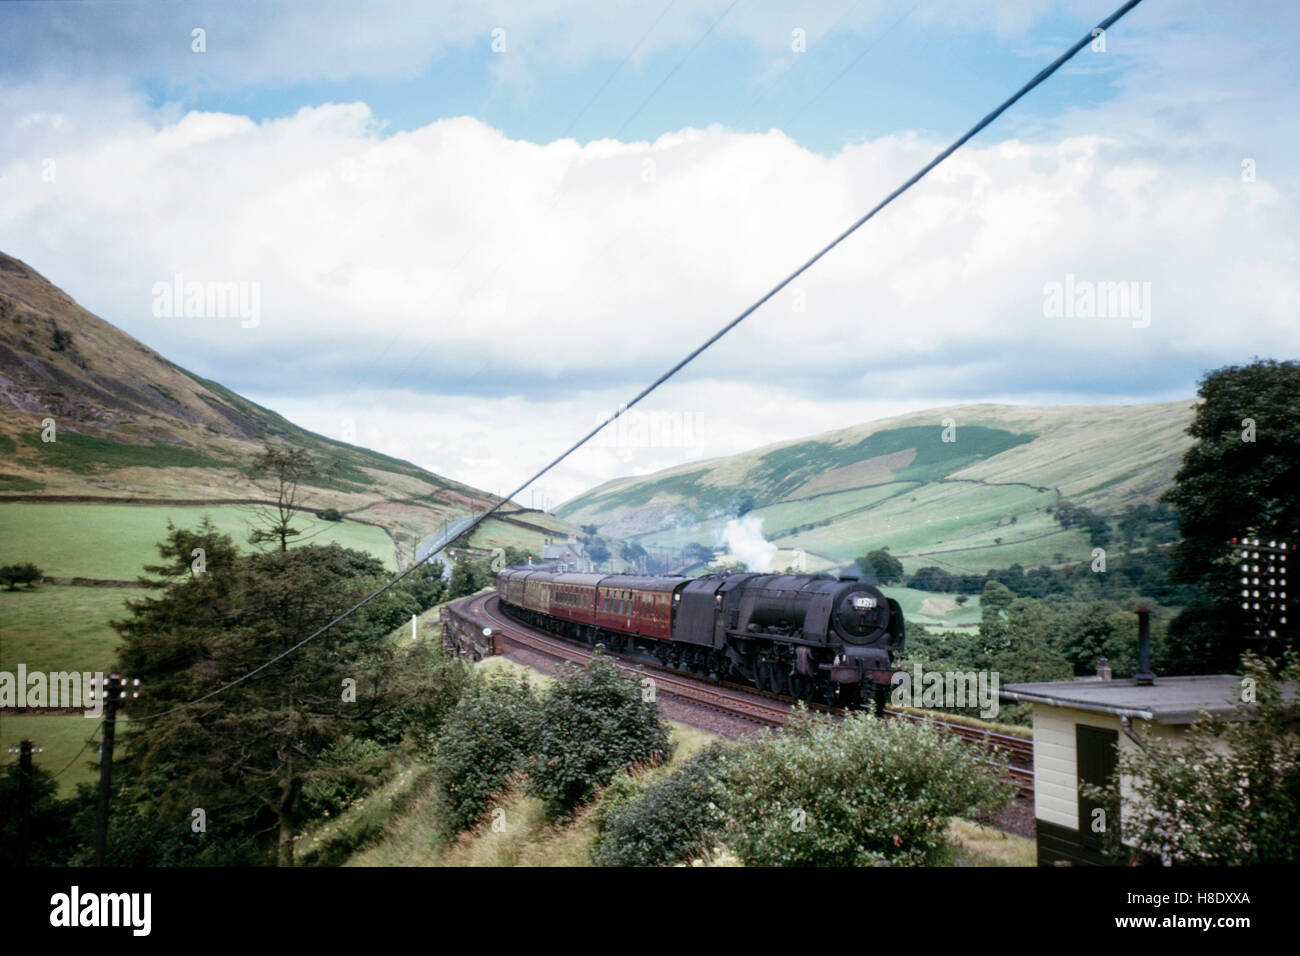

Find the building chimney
[[1135, 606, 1155, 686]]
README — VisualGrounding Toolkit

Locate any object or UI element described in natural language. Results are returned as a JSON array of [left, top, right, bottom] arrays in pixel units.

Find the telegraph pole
[[92, 673, 138, 867]]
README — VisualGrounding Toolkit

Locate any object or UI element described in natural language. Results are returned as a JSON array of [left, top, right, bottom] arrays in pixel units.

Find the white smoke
[[721, 515, 776, 572]]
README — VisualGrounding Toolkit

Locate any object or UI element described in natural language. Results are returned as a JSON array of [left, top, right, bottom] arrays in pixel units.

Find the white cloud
[[1, 30, 1297, 501]]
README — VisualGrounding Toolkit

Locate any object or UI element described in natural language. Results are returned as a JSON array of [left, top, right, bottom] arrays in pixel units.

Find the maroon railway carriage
[[494, 566, 904, 710], [496, 567, 682, 646]]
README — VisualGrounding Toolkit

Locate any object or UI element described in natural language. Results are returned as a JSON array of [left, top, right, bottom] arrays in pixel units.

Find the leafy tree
[[857, 548, 903, 585], [979, 581, 1015, 620], [448, 556, 493, 598], [1164, 359, 1300, 672], [682, 542, 713, 565], [586, 538, 611, 565], [528, 653, 672, 817], [619, 541, 648, 567], [113, 525, 459, 866], [317, 508, 343, 522], [1089, 654, 1300, 864], [580, 524, 599, 536], [0, 562, 41, 589], [247, 444, 322, 552]]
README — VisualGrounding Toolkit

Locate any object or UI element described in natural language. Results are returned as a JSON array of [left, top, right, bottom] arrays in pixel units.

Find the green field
[[880, 586, 983, 630], [0, 502, 396, 579], [0, 585, 126, 673], [0, 713, 101, 796]]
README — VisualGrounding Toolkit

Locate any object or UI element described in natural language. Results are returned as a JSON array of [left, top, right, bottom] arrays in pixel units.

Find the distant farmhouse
[[542, 535, 591, 573]]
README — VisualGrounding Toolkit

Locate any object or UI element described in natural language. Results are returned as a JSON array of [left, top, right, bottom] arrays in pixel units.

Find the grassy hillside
[[0, 250, 510, 546], [558, 401, 1194, 572]]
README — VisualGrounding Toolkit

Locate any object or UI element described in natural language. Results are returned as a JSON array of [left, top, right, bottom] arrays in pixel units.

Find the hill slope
[[558, 401, 1196, 574], [0, 251, 567, 561]]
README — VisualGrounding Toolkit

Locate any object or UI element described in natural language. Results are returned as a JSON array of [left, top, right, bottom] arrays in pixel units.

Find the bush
[[317, 508, 344, 522], [528, 653, 673, 818], [591, 742, 730, 866], [301, 737, 392, 817], [0, 562, 42, 589], [722, 708, 1013, 866], [432, 673, 540, 835]]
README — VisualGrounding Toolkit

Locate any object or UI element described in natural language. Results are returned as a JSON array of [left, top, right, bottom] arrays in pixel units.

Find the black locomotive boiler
[[496, 567, 905, 711]]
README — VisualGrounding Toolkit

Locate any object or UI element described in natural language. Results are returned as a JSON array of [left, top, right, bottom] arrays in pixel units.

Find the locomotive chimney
[[1134, 606, 1155, 686]]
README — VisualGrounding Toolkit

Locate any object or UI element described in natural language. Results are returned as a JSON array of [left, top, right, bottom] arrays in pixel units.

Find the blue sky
[[1, 1, 1297, 502]]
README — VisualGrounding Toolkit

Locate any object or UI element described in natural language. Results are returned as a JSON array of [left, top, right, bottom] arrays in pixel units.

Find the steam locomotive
[[495, 567, 905, 711]]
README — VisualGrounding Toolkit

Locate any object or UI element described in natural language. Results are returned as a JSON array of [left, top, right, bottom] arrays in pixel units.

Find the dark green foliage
[[110, 521, 467, 865], [528, 653, 673, 817], [0, 761, 81, 866], [857, 548, 903, 584], [1164, 359, 1300, 672], [903, 587, 1163, 724], [723, 708, 1013, 866], [591, 743, 729, 866], [317, 508, 344, 522], [0, 561, 42, 589], [448, 556, 494, 598], [301, 737, 392, 817], [432, 673, 540, 835], [1087, 655, 1300, 864]]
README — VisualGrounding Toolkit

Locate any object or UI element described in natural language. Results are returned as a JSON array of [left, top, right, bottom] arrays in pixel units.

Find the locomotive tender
[[496, 567, 905, 711]]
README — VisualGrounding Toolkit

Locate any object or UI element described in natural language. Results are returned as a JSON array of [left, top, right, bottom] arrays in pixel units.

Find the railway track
[[442, 591, 1035, 798]]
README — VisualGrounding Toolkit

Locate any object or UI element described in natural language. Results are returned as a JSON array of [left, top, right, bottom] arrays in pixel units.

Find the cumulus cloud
[[0, 2, 1296, 502]]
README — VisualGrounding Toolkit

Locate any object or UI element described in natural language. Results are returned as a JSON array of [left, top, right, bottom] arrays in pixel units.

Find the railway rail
[[441, 591, 1035, 798]]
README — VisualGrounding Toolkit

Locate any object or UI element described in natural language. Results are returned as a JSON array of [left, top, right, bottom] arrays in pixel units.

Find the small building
[[542, 535, 590, 573], [999, 674, 1250, 866]]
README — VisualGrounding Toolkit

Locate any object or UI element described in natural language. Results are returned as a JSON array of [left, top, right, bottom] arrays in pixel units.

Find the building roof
[[999, 674, 1296, 724]]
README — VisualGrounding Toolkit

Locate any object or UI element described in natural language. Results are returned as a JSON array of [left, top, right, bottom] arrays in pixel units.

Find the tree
[[856, 548, 903, 585], [1163, 359, 1300, 672], [586, 538, 611, 565], [0, 562, 41, 590], [113, 525, 459, 866], [247, 444, 322, 552]]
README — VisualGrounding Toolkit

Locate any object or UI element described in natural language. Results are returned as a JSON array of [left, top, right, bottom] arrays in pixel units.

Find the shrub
[[301, 737, 392, 818], [317, 508, 344, 522], [528, 653, 673, 818], [0, 562, 41, 590], [722, 708, 1013, 866], [592, 742, 730, 866], [432, 673, 540, 835]]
